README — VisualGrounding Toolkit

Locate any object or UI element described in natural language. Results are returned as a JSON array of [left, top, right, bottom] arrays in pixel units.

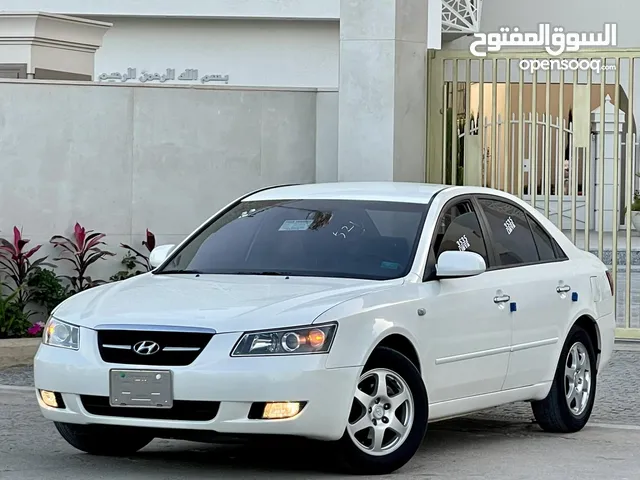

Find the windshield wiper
[[230, 271, 294, 276], [155, 269, 204, 275]]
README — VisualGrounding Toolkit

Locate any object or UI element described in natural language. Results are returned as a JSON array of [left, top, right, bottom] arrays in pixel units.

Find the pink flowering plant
[[50, 222, 115, 293], [27, 321, 45, 336], [0, 222, 159, 337], [0, 227, 52, 308]]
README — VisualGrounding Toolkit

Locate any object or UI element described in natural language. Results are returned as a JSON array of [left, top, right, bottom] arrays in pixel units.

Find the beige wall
[[0, 80, 335, 282]]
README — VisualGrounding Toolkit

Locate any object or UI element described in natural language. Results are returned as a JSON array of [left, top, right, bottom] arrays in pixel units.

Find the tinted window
[[157, 199, 428, 280], [529, 216, 557, 261], [433, 201, 488, 263], [478, 198, 538, 266], [368, 210, 422, 239]]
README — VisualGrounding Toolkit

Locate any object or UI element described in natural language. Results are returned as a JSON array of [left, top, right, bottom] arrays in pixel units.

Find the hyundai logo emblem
[[133, 340, 161, 355]]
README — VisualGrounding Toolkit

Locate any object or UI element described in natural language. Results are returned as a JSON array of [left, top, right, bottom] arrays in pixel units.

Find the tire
[[54, 422, 154, 455], [333, 347, 428, 475], [531, 324, 597, 433]]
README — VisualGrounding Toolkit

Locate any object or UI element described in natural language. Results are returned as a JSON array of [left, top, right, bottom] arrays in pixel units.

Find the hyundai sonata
[[34, 182, 615, 474]]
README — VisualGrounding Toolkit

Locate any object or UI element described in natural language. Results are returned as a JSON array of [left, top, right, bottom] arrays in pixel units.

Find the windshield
[[155, 199, 429, 280]]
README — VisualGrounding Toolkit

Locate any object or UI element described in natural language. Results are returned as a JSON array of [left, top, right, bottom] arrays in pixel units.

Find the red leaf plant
[[50, 223, 115, 293], [120, 229, 156, 272], [0, 227, 52, 306]]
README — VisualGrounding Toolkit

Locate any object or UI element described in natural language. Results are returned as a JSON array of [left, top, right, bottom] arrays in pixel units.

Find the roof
[[244, 182, 450, 204]]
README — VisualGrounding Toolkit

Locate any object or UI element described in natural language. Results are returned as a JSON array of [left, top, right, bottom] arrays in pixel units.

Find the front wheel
[[333, 347, 428, 475], [54, 422, 155, 456], [531, 325, 597, 433]]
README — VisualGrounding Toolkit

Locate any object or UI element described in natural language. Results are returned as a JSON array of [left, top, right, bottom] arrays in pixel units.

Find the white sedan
[[34, 182, 615, 475]]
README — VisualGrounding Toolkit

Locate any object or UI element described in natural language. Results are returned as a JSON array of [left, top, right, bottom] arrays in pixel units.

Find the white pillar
[[591, 94, 626, 232], [337, 0, 429, 182]]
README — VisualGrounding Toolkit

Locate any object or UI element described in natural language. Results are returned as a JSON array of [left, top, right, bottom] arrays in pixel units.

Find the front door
[[419, 197, 511, 403]]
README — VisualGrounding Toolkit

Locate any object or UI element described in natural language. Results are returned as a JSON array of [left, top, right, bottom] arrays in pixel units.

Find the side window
[[433, 201, 488, 263], [528, 216, 557, 261], [477, 198, 538, 267]]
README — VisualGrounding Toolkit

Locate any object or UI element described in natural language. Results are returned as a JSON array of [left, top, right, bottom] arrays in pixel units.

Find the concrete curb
[[0, 384, 34, 392], [0, 338, 41, 368], [614, 340, 640, 352]]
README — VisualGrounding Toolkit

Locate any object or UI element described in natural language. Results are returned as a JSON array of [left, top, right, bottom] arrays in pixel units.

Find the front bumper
[[33, 328, 360, 441]]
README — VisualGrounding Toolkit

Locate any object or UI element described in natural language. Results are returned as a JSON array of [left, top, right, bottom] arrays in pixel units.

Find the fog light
[[40, 390, 59, 408], [262, 402, 302, 419]]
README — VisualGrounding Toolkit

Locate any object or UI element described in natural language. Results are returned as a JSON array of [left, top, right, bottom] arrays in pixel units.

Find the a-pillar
[[337, 0, 429, 182]]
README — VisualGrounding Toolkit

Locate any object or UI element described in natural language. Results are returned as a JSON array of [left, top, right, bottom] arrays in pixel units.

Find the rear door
[[474, 196, 571, 389]]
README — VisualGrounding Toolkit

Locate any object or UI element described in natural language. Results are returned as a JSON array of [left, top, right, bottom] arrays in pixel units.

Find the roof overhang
[[0, 12, 111, 77]]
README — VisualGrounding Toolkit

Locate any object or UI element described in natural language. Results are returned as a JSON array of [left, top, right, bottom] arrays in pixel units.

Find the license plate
[[109, 369, 173, 408]]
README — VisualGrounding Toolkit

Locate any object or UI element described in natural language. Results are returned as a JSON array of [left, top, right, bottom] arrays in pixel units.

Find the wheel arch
[[366, 333, 421, 373], [572, 314, 602, 370], [531, 312, 602, 433], [550, 311, 601, 379]]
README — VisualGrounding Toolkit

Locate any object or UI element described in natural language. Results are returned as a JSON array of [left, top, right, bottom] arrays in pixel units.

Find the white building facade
[[0, 0, 457, 87], [1, 0, 633, 86], [0, 0, 633, 216]]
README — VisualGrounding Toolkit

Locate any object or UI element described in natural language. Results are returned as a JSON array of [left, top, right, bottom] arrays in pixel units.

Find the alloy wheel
[[347, 368, 414, 456], [564, 341, 592, 416]]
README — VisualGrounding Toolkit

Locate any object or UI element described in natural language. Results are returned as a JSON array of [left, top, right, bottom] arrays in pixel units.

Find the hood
[[52, 273, 402, 333]]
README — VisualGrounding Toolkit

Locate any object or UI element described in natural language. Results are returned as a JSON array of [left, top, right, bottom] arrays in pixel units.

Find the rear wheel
[[531, 325, 597, 433], [54, 422, 154, 455], [334, 347, 428, 475]]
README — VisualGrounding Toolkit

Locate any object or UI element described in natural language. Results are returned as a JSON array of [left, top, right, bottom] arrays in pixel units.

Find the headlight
[[231, 322, 337, 357], [43, 317, 80, 350]]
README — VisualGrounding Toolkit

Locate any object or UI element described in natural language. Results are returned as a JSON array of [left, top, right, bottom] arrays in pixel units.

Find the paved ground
[[474, 350, 640, 425], [2, 348, 640, 479], [2, 386, 639, 480]]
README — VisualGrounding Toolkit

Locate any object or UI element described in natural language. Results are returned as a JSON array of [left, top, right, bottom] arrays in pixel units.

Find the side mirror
[[436, 250, 486, 278], [149, 244, 175, 269]]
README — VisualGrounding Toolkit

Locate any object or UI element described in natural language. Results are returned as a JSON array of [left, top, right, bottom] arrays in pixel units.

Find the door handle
[[556, 285, 571, 293], [494, 294, 511, 304]]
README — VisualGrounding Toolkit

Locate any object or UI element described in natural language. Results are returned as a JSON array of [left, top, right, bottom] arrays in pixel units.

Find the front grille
[[97, 329, 214, 366], [80, 395, 219, 421]]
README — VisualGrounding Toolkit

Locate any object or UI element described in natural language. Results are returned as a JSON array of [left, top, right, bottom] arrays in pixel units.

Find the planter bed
[[0, 337, 41, 369]]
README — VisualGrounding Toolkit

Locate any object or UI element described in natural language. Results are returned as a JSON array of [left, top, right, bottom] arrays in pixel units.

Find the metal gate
[[426, 48, 640, 339]]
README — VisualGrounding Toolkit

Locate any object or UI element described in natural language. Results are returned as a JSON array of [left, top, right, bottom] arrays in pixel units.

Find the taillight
[[605, 270, 614, 296]]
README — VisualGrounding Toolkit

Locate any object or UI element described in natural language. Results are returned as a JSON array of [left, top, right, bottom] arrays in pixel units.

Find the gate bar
[[585, 68, 593, 252], [597, 59, 606, 258], [624, 60, 634, 330]]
